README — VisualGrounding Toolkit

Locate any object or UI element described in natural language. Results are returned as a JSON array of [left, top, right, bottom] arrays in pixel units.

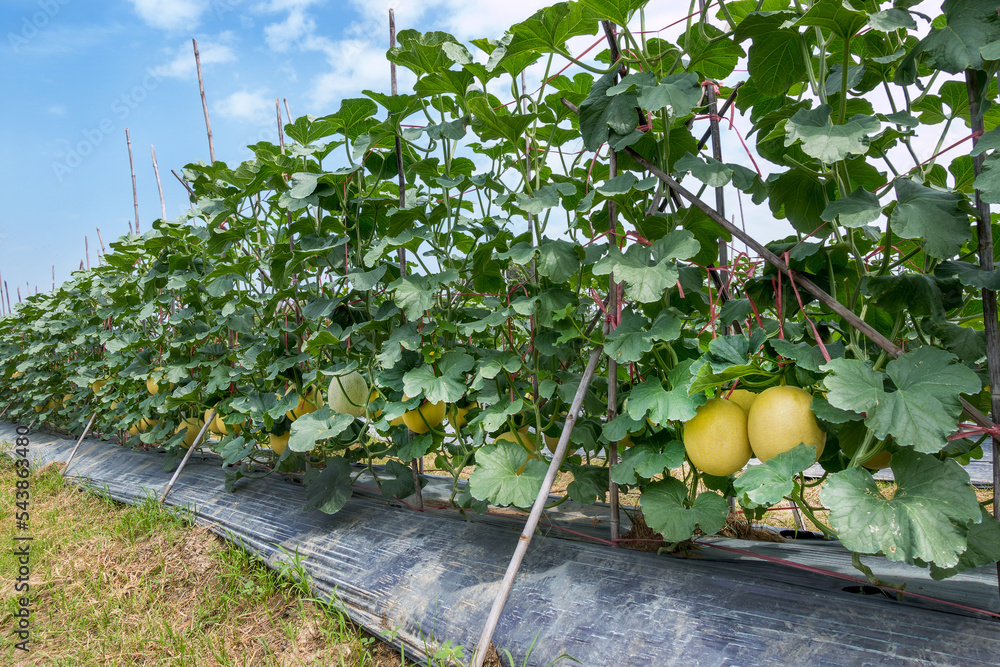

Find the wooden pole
[[0, 270, 5, 316], [4, 281, 12, 312], [96, 227, 106, 257], [965, 71, 1000, 592], [151, 144, 167, 220], [51, 265, 55, 292], [62, 412, 97, 477], [161, 409, 216, 503], [192, 39, 215, 164], [126, 128, 140, 233], [283, 98, 292, 125], [472, 346, 604, 667], [16, 285, 21, 304], [388, 8, 423, 509], [171, 169, 195, 198], [85, 236, 90, 270], [276, 98, 285, 154]]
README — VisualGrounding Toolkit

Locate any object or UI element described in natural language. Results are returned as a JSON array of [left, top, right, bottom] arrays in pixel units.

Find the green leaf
[[502, 2, 598, 61], [795, 0, 868, 39], [468, 442, 547, 507], [627, 380, 705, 424], [895, 0, 1000, 83], [640, 478, 729, 542], [388, 30, 458, 77], [821, 449, 981, 568], [820, 187, 883, 228], [397, 432, 434, 461], [347, 265, 386, 291], [565, 464, 609, 504], [288, 409, 356, 453], [823, 347, 981, 453], [675, 152, 734, 187], [579, 69, 639, 151], [867, 273, 964, 320], [605, 310, 681, 364], [611, 441, 685, 485], [593, 245, 677, 303], [868, 8, 917, 32], [402, 351, 473, 404], [769, 338, 845, 373], [785, 105, 881, 163], [302, 457, 353, 514], [468, 95, 536, 144], [577, 0, 645, 26], [973, 152, 1000, 203], [935, 259, 1000, 290], [929, 508, 1000, 579], [890, 178, 972, 259], [536, 237, 582, 283], [388, 275, 434, 320], [735, 13, 806, 97], [970, 126, 1000, 157], [734, 444, 817, 508], [377, 459, 419, 503], [766, 168, 836, 236], [635, 72, 703, 119]]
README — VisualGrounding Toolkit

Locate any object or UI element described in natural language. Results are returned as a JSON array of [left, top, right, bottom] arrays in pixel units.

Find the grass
[[0, 457, 412, 666]]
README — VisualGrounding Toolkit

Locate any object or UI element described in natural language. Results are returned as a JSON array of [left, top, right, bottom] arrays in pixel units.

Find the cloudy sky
[[0, 0, 955, 301]]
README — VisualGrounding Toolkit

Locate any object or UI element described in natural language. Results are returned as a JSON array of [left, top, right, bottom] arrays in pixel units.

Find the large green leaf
[[795, 0, 868, 39], [502, 2, 598, 61], [611, 441, 686, 485], [536, 237, 583, 283], [821, 449, 981, 568], [468, 95, 536, 144], [934, 259, 1000, 290], [593, 245, 677, 303], [820, 187, 883, 228], [675, 152, 734, 187], [867, 273, 964, 320], [634, 72, 703, 119], [288, 409, 356, 453], [928, 508, 1000, 579], [468, 442, 548, 507], [388, 30, 458, 77], [822, 346, 981, 452], [577, 0, 645, 26], [785, 105, 880, 163], [626, 379, 705, 424], [973, 152, 1000, 203], [734, 444, 816, 508], [734, 12, 806, 97], [889, 178, 972, 259], [402, 352, 473, 404], [302, 457, 354, 514], [604, 310, 681, 364], [579, 69, 640, 151], [895, 0, 1000, 83], [640, 478, 729, 542]]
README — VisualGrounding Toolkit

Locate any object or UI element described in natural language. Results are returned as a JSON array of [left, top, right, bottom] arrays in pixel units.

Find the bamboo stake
[[0, 270, 4, 316], [96, 227, 106, 257], [51, 265, 55, 292], [965, 71, 1000, 592], [151, 145, 167, 220], [193, 39, 215, 164], [283, 98, 292, 125], [696, 83, 742, 152], [161, 409, 216, 503], [387, 8, 423, 508], [276, 98, 285, 154], [472, 346, 604, 667], [601, 19, 622, 543], [85, 236, 90, 270], [62, 412, 97, 477], [16, 285, 21, 304], [171, 169, 195, 198], [4, 281, 11, 312], [126, 128, 140, 233]]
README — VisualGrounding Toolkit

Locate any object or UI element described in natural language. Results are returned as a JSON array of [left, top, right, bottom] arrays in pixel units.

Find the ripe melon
[[747, 386, 826, 463], [401, 395, 445, 434], [175, 417, 205, 449], [683, 398, 752, 476]]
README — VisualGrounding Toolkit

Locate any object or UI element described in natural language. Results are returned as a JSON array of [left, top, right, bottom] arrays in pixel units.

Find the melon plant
[[0, 0, 996, 582]]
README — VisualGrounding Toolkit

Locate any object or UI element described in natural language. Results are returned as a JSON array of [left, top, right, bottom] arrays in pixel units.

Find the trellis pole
[[160, 409, 216, 503], [389, 9, 424, 509], [472, 347, 604, 667], [965, 71, 1000, 593], [193, 39, 215, 165], [61, 412, 97, 477]]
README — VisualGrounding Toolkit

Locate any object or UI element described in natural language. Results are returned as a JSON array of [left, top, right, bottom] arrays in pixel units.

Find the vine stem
[[472, 345, 604, 667]]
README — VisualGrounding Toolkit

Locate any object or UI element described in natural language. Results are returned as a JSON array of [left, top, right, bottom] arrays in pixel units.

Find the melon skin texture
[[128, 417, 158, 437], [328, 372, 369, 418], [268, 432, 290, 455], [683, 398, 752, 476], [747, 386, 826, 463], [175, 417, 206, 449], [286, 386, 323, 420], [727, 389, 758, 415]]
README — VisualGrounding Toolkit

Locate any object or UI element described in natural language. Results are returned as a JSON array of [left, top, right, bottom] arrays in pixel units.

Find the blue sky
[[1, 0, 706, 299]]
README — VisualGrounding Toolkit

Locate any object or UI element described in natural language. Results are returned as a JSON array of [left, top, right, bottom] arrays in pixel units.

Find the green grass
[[0, 457, 411, 666]]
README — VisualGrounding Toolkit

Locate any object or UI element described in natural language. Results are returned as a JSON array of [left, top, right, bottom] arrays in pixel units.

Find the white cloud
[[48, 105, 67, 116], [152, 39, 237, 79], [127, 0, 209, 32], [216, 89, 274, 122]]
